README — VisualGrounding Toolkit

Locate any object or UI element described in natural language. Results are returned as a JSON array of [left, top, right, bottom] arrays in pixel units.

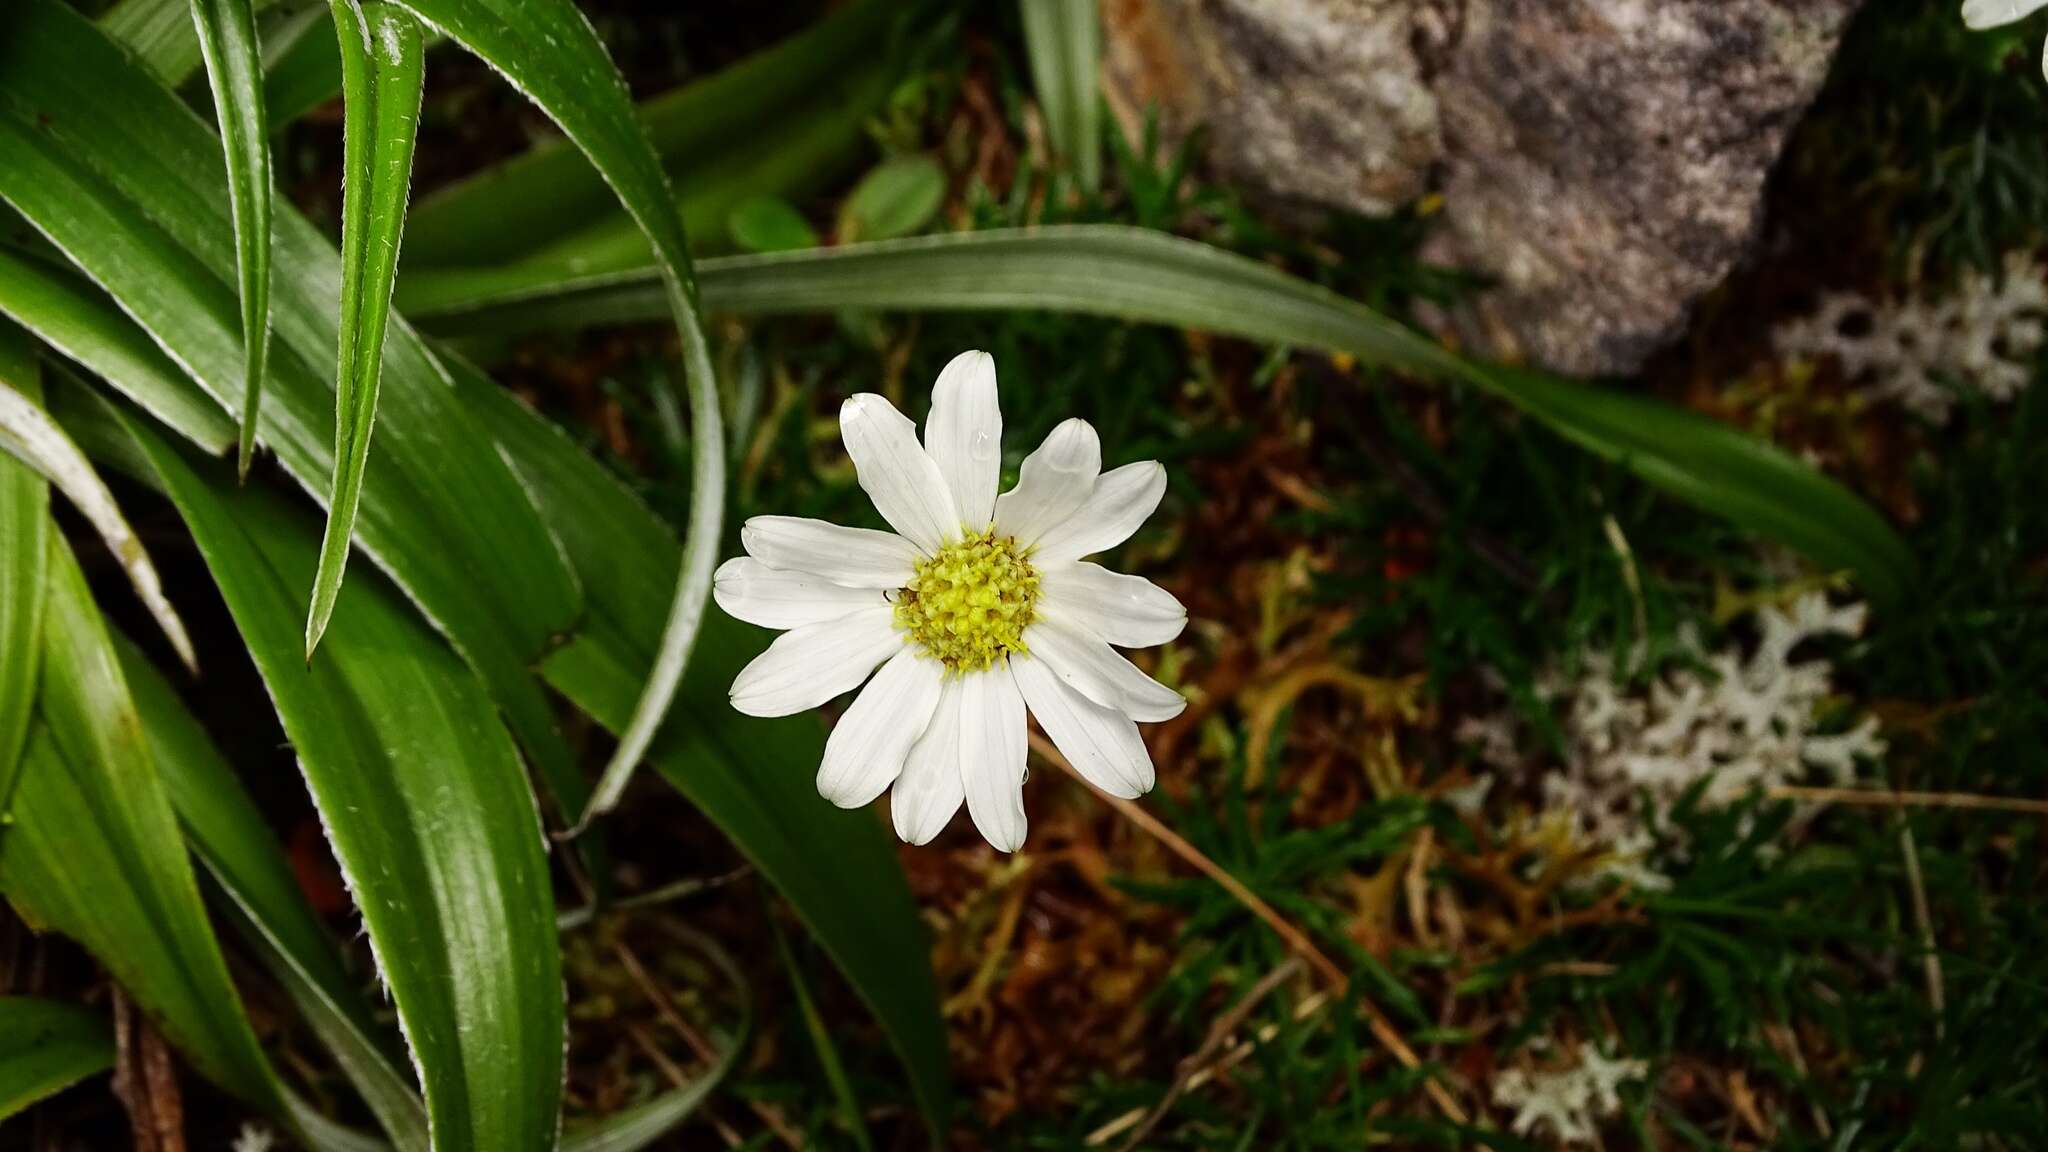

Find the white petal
[[1039, 562, 1186, 649], [729, 606, 901, 717], [817, 648, 944, 807], [741, 516, 918, 587], [960, 662, 1029, 852], [891, 678, 966, 844], [922, 350, 1002, 529], [991, 418, 1099, 546], [1029, 460, 1167, 568], [1963, 0, 2048, 30], [1023, 617, 1186, 722], [714, 556, 889, 630], [1010, 653, 1154, 799], [841, 393, 959, 553]]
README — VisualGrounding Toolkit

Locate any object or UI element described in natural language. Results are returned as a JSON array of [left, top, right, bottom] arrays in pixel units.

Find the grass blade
[[0, 322, 47, 821], [101, 0, 280, 84], [113, 625, 429, 1152], [0, 998, 113, 1122], [309, 0, 424, 658], [0, 247, 238, 454], [116, 407, 564, 1152], [458, 367, 953, 1136], [0, 534, 282, 1115], [189, 0, 273, 478], [386, 0, 727, 832], [1019, 0, 1100, 191], [0, 0, 588, 842], [0, 369, 197, 671], [400, 226, 1916, 605]]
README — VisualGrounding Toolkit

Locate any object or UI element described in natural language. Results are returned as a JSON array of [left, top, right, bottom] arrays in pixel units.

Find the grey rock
[[1099, 0, 1441, 216], [1099, 0, 1868, 376]]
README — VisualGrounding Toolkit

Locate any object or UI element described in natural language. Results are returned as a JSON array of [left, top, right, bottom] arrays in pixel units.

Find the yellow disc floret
[[894, 528, 1039, 674]]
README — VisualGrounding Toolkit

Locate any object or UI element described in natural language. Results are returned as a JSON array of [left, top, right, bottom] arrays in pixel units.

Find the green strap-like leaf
[[189, 0, 273, 478], [0, 322, 47, 821], [0, 358, 196, 671], [0, 0, 589, 840], [117, 408, 563, 1152], [384, 0, 726, 831], [101, 0, 283, 84], [1019, 0, 1100, 191], [112, 625, 429, 1152], [310, 0, 424, 658], [456, 364, 952, 1136], [0, 247, 238, 454], [0, 534, 283, 1115], [0, 997, 113, 1122], [401, 226, 1916, 606]]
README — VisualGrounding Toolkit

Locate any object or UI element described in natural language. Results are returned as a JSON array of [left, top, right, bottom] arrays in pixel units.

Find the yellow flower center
[[894, 528, 1038, 674]]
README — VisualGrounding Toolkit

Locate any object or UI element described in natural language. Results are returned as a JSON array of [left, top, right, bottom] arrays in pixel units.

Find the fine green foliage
[[310, 0, 425, 659], [0, 997, 113, 1122], [398, 226, 1915, 606], [120, 409, 564, 1152], [0, 535, 283, 1116], [1019, 0, 1101, 190], [188, 0, 273, 478], [0, 323, 47, 819]]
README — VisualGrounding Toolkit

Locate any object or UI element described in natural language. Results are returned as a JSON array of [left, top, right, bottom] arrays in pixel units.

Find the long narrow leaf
[[0, 246, 237, 454], [401, 226, 1915, 606], [0, 0, 590, 840], [0, 323, 46, 819], [0, 997, 113, 1122], [189, 0, 273, 477], [0, 534, 281, 1114], [457, 366, 952, 1135], [386, 0, 727, 830], [310, 0, 424, 657], [0, 370, 196, 670], [113, 626, 429, 1152], [117, 408, 563, 1152], [1019, 0, 1100, 190]]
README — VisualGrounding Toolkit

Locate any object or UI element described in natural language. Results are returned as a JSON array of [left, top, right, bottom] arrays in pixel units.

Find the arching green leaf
[[384, 0, 726, 829], [188, 0, 273, 477], [0, 534, 281, 1115], [308, 0, 424, 658], [0, 0, 589, 841], [401, 226, 1916, 606], [117, 407, 564, 1152], [0, 998, 113, 1122]]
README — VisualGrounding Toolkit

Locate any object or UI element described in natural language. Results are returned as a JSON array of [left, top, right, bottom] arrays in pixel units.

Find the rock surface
[[1100, 0, 1868, 376]]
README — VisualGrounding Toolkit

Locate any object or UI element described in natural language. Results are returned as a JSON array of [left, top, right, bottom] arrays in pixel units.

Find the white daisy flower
[[714, 351, 1188, 852], [1964, 0, 2048, 78]]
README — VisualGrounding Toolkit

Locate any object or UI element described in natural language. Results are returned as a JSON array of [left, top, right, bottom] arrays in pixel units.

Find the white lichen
[[1773, 252, 2046, 423], [1465, 593, 1885, 887], [231, 1124, 276, 1152], [1492, 1043, 1649, 1145]]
